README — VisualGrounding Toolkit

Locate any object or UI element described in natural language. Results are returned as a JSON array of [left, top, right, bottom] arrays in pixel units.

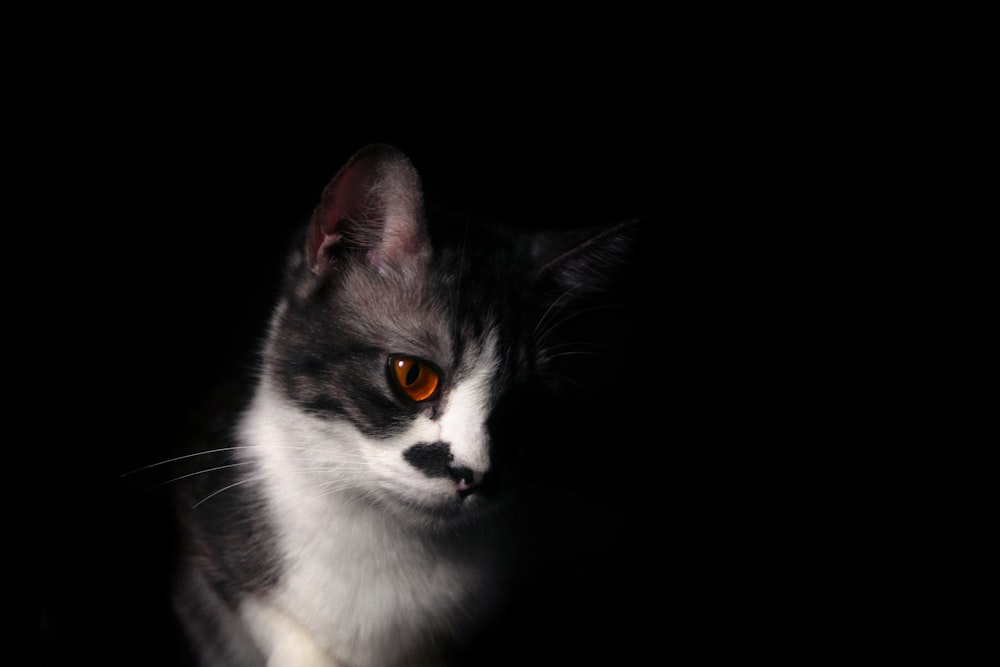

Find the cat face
[[265, 265, 508, 524], [255, 144, 629, 527]]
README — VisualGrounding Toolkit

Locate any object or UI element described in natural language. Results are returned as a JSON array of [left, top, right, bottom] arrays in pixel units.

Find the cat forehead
[[435, 327, 500, 402], [334, 263, 500, 369]]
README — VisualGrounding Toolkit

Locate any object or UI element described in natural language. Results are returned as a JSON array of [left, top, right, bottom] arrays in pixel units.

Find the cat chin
[[377, 486, 492, 528]]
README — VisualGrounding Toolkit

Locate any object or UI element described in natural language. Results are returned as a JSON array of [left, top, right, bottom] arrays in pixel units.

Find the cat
[[172, 144, 634, 666]]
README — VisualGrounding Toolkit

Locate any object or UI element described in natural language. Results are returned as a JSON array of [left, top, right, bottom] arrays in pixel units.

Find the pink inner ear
[[306, 153, 380, 274], [305, 145, 428, 276], [305, 203, 341, 274]]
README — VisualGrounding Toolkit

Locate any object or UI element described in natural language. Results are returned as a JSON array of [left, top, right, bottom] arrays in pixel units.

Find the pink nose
[[448, 466, 483, 493]]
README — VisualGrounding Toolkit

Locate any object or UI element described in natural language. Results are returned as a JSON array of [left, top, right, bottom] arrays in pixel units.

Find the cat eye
[[387, 355, 441, 402]]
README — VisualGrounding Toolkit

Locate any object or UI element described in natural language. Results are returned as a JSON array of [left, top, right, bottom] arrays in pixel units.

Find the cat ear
[[306, 144, 429, 276], [530, 219, 636, 295]]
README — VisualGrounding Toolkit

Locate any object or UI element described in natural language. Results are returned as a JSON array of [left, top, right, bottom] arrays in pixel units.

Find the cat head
[[258, 144, 632, 527]]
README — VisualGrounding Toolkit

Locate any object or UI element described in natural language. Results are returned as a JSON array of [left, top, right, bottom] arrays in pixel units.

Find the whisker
[[146, 461, 257, 492], [191, 466, 372, 508], [193, 473, 274, 508], [146, 459, 371, 493], [543, 341, 616, 354], [537, 370, 587, 393], [531, 234, 635, 342], [533, 302, 629, 350], [545, 349, 612, 361], [531, 282, 587, 340], [120, 445, 316, 477]]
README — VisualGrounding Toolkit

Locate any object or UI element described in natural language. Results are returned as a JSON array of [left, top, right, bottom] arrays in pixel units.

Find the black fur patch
[[402, 441, 454, 478]]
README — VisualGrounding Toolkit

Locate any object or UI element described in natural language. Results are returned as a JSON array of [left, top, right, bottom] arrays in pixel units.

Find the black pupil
[[405, 363, 420, 386]]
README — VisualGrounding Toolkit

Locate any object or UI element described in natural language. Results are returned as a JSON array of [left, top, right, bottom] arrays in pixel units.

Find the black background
[[38, 89, 955, 665]]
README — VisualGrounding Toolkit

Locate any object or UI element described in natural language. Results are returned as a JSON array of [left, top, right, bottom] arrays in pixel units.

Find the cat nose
[[447, 465, 483, 494]]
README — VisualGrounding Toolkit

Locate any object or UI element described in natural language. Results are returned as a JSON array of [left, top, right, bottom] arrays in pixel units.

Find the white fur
[[437, 339, 496, 478], [242, 598, 337, 667], [234, 333, 502, 667]]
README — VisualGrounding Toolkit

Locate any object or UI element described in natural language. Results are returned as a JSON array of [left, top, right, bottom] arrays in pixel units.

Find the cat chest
[[264, 505, 490, 663]]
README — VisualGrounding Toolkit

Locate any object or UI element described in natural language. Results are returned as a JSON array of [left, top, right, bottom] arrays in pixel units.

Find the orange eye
[[388, 356, 441, 402]]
